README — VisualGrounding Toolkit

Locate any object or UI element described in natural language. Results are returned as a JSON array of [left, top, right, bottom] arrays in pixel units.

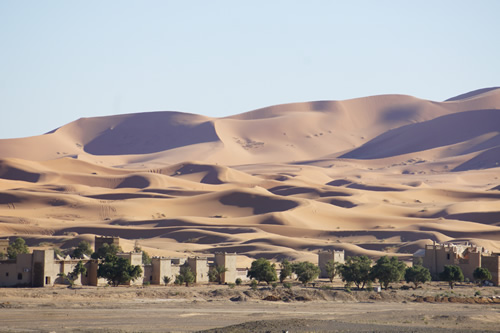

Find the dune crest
[[0, 88, 499, 262]]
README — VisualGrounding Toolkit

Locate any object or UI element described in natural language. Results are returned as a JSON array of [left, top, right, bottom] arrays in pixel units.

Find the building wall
[[150, 257, 173, 285], [318, 250, 345, 278], [0, 239, 9, 255], [423, 244, 459, 279], [215, 253, 237, 283], [94, 236, 120, 252], [187, 257, 209, 283], [0, 254, 32, 287], [481, 255, 500, 286]]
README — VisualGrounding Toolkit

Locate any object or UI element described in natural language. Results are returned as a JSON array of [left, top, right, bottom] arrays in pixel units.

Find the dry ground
[[0, 282, 499, 332]]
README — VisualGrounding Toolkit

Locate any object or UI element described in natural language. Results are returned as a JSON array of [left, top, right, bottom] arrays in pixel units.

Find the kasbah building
[[1, 236, 499, 287]]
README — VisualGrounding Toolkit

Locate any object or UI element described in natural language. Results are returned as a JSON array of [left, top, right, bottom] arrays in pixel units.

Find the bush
[[405, 265, 431, 289], [250, 279, 258, 290], [340, 256, 372, 290], [271, 282, 278, 290], [283, 282, 292, 289], [473, 267, 492, 286], [475, 290, 481, 296], [293, 261, 320, 285], [7, 237, 29, 259], [176, 265, 195, 287], [208, 265, 228, 284], [72, 241, 93, 259], [247, 258, 277, 284], [370, 256, 406, 290], [235, 278, 242, 286], [279, 259, 293, 283], [325, 260, 342, 282], [143, 281, 150, 287], [97, 254, 143, 287], [228, 283, 235, 289], [439, 265, 464, 289], [164, 276, 172, 285]]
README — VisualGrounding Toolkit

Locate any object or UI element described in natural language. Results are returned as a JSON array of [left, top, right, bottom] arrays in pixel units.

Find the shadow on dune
[[219, 192, 298, 214], [341, 109, 500, 161], [83, 112, 220, 155], [0, 162, 40, 183]]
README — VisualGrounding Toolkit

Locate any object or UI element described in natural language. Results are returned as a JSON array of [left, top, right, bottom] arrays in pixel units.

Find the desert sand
[[0, 88, 499, 265]]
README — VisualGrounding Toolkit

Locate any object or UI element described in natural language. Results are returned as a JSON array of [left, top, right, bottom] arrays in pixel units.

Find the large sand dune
[[0, 88, 499, 264]]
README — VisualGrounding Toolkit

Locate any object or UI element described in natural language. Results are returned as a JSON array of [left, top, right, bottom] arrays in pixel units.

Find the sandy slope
[[0, 88, 499, 264]]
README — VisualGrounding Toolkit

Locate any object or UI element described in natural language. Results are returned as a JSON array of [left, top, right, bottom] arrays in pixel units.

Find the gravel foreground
[[199, 318, 495, 333], [0, 283, 499, 332]]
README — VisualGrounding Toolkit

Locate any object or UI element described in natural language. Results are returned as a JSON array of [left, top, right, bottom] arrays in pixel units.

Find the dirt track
[[0, 283, 499, 332]]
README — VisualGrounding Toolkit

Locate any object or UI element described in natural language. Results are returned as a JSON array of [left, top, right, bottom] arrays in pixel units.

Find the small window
[[45, 276, 51, 285], [5, 272, 8, 277], [17, 273, 22, 280], [150, 275, 153, 281], [447, 253, 450, 260]]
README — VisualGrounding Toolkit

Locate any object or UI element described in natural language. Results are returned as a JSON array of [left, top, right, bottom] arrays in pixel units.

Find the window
[[150, 276, 153, 281], [17, 273, 22, 280], [45, 276, 51, 285], [447, 253, 450, 260], [5, 272, 8, 277]]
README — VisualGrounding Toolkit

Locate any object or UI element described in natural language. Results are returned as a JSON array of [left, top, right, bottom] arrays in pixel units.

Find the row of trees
[[0, 237, 30, 260], [246, 256, 493, 290]]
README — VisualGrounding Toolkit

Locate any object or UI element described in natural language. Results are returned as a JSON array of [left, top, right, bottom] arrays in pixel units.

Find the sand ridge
[[0, 88, 499, 262]]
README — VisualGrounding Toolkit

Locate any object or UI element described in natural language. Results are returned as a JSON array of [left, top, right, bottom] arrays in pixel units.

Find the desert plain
[[0, 88, 500, 331]]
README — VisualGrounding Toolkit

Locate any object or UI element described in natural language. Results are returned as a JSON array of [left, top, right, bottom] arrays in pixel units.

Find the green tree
[[439, 265, 464, 289], [91, 243, 122, 259], [208, 265, 228, 284], [247, 258, 277, 285], [97, 254, 142, 287], [72, 241, 93, 259], [72, 260, 87, 279], [175, 265, 195, 287], [325, 260, 342, 283], [473, 267, 492, 286], [370, 256, 406, 290], [279, 259, 293, 283], [340, 256, 372, 290], [163, 276, 171, 285], [404, 265, 431, 289], [293, 261, 320, 285], [7, 237, 30, 259], [0, 251, 5, 260]]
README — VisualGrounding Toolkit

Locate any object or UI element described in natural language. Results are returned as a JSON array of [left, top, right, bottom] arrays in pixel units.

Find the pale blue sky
[[1, 1, 499, 139]]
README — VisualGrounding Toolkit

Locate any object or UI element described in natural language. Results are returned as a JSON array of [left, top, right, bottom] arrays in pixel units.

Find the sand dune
[[0, 88, 500, 264]]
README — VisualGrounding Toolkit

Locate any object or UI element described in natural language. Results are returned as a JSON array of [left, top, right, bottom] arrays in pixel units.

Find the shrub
[[283, 282, 292, 289], [176, 265, 195, 287], [473, 267, 492, 286], [370, 256, 406, 290], [439, 265, 464, 289], [235, 278, 242, 286], [475, 290, 481, 296], [279, 259, 293, 283], [247, 258, 277, 284], [208, 265, 228, 284], [250, 279, 258, 290], [7, 237, 29, 259], [72, 241, 93, 259], [405, 265, 431, 289], [97, 254, 142, 287], [164, 276, 172, 285], [271, 282, 278, 290], [293, 261, 320, 285], [340, 256, 372, 290], [228, 283, 235, 289]]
